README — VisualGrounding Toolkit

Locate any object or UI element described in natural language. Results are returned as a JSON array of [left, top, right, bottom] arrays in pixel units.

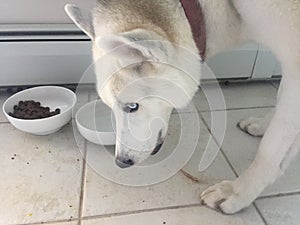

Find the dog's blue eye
[[124, 103, 139, 113]]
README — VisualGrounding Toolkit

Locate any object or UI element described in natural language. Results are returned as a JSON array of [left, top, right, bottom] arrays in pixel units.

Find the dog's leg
[[201, 74, 300, 214], [237, 109, 274, 137]]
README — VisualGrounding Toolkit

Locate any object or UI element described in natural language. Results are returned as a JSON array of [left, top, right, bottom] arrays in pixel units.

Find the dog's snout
[[115, 157, 135, 168]]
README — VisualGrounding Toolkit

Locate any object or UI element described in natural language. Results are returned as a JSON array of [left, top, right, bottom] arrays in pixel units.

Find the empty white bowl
[[3, 86, 76, 135], [76, 100, 116, 145]]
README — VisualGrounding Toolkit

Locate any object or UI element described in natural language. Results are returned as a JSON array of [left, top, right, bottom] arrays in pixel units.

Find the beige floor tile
[[0, 124, 83, 224], [256, 195, 300, 225], [83, 205, 264, 225], [194, 81, 277, 112]]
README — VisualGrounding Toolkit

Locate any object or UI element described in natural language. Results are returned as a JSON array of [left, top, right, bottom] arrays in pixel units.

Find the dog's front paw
[[200, 180, 251, 214], [237, 117, 265, 137]]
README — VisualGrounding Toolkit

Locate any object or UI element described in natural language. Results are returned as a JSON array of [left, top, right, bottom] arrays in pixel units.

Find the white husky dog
[[65, 0, 300, 214]]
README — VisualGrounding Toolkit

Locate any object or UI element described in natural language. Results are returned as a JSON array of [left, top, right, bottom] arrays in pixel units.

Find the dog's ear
[[65, 4, 94, 40], [96, 29, 167, 67]]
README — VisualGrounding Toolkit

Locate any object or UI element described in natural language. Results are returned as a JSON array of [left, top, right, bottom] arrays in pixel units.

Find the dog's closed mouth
[[151, 142, 164, 155], [151, 130, 164, 155]]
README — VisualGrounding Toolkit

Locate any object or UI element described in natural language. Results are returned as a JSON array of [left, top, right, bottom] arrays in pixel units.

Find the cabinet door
[[202, 43, 259, 80], [252, 45, 282, 78], [273, 60, 282, 76], [0, 41, 93, 86]]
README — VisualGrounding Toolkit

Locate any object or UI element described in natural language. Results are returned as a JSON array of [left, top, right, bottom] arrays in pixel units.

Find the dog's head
[[65, 4, 201, 168]]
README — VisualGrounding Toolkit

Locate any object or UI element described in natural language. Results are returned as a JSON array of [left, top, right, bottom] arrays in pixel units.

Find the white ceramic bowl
[[3, 86, 77, 135], [76, 100, 116, 145]]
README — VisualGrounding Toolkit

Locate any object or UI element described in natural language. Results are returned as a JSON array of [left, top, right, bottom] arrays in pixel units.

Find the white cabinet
[[0, 41, 93, 86], [0, 40, 271, 85], [273, 60, 282, 76], [252, 45, 282, 78], [0, 0, 96, 86], [204, 43, 259, 79]]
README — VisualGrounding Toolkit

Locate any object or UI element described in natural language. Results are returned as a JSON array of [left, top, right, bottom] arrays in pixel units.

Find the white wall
[[0, 0, 96, 23]]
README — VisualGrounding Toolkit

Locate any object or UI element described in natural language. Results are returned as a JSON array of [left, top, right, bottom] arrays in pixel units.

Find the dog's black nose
[[115, 157, 135, 168]]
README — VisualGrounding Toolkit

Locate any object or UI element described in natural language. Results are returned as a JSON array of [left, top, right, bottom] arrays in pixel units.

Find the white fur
[[238, 109, 274, 137], [200, 0, 300, 214], [65, 0, 300, 213]]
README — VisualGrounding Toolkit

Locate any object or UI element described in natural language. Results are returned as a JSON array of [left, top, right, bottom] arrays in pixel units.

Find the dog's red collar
[[180, 0, 206, 61]]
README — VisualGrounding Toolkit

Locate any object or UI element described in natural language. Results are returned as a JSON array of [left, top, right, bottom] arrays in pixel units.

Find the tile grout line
[[1, 106, 275, 126], [197, 105, 275, 113], [14, 219, 80, 225], [172, 105, 275, 116], [258, 191, 300, 200], [81, 203, 203, 222], [253, 202, 269, 225], [199, 112, 239, 177], [78, 140, 88, 225], [78, 90, 92, 225]]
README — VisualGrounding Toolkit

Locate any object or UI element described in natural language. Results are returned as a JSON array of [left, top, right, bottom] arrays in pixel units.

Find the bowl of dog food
[[3, 86, 77, 135], [76, 100, 116, 145]]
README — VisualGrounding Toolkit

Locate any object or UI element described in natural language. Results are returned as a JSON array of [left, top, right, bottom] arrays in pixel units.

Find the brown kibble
[[8, 100, 61, 120], [55, 108, 60, 114]]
